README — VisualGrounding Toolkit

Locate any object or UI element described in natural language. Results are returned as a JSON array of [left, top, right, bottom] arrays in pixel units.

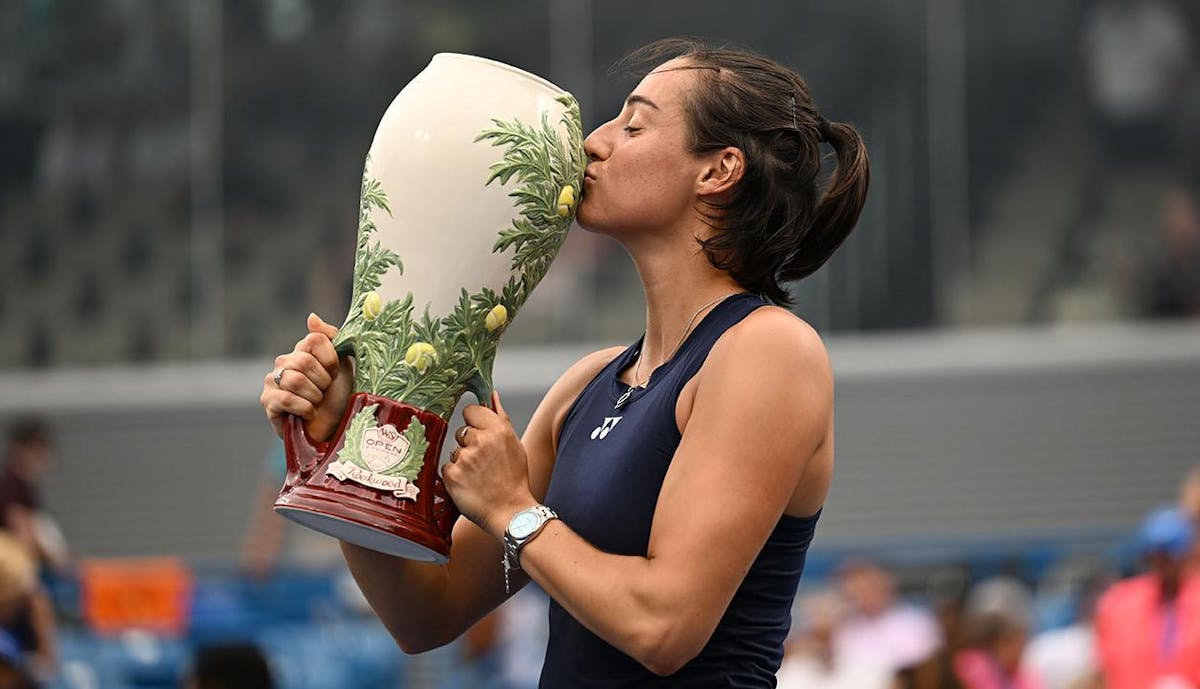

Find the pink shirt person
[[1095, 573, 1200, 689], [1096, 507, 1200, 689]]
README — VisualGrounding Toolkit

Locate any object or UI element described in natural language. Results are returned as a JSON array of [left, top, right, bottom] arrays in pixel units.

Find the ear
[[696, 146, 745, 197]]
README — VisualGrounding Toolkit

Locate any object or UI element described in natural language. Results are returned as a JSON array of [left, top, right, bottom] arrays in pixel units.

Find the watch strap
[[502, 504, 558, 593]]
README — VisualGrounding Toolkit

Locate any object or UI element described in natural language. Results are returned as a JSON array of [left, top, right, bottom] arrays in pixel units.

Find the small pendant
[[614, 387, 633, 410]]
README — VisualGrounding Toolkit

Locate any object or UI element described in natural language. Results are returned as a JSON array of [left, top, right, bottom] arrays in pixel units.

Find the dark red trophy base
[[274, 393, 459, 563]]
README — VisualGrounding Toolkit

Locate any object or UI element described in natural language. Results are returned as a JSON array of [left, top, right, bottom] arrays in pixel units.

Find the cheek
[[579, 149, 692, 232]]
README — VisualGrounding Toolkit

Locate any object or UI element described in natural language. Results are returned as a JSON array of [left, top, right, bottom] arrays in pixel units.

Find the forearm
[[340, 519, 512, 653], [340, 542, 456, 652], [512, 520, 711, 676]]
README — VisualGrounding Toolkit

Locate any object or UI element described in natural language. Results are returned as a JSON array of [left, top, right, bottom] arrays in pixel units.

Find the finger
[[454, 425, 471, 447], [462, 403, 497, 429], [276, 369, 325, 407], [263, 390, 316, 420], [263, 403, 287, 439], [295, 332, 339, 376], [493, 390, 510, 423], [307, 312, 339, 339], [274, 351, 333, 392]]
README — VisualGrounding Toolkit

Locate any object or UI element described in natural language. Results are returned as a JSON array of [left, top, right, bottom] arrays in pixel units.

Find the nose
[[583, 120, 613, 162]]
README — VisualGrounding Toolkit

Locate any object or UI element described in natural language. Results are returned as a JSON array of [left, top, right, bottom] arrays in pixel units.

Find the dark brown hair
[[617, 38, 870, 305]]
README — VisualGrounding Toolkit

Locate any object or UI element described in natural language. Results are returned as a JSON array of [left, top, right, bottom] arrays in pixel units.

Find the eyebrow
[[625, 94, 660, 111]]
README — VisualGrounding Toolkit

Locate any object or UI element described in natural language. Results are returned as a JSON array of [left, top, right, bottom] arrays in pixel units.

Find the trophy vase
[[272, 53, 586, 563]]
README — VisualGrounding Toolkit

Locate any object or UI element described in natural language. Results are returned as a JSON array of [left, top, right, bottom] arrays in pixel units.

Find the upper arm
[[644, 310, 832, 633]]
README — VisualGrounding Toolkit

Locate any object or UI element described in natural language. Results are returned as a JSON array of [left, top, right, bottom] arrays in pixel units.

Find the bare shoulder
[[680, 306, 833, 477], [710, 305, 831, 381]]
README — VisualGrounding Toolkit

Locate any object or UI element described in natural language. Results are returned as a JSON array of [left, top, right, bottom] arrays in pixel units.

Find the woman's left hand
[[443, 391, 537, 540]]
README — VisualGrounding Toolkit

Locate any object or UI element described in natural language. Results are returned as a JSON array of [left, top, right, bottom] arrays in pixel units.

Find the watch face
[[510, 510, 541, 539]]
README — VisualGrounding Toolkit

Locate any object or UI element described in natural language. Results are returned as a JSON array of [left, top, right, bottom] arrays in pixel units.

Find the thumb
[[307, 312, 339, 339], [492, 390, 510, 422]]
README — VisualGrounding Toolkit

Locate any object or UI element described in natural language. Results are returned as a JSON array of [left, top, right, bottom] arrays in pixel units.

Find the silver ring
[[455, 426, 470, 446], [273, 368, 287, 387]]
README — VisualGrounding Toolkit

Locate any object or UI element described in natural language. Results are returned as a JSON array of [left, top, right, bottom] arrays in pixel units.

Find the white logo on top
[[590, 416, 623, 440]]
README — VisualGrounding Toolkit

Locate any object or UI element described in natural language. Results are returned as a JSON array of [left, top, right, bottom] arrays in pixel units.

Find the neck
[[623, 228, 745, 373]]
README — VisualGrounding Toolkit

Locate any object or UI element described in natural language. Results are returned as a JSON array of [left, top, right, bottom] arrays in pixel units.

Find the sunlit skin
[[575, 59, 754, 370], [261, 57, 835, 677], [576, 62, 713, 242]]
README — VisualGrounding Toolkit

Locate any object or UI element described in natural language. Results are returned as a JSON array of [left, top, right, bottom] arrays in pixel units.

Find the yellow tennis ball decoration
[[556, 184, 576, 218], [362, 291, 383, 321], [484, 304, 508, 332], [404, 342, 438, 374]]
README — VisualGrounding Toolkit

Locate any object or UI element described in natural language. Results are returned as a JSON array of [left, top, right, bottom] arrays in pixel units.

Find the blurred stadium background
[[0, 0, 1198, 688]]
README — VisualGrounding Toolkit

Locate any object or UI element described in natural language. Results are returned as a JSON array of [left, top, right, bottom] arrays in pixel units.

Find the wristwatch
[[503, 504, 558, 594]]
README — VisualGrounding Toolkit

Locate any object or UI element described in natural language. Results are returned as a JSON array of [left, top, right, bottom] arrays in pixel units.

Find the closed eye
[[623, 126, 642, 134]]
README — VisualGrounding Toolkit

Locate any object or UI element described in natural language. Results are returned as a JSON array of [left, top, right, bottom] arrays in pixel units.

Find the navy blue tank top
[[540, 292, 822, 688]]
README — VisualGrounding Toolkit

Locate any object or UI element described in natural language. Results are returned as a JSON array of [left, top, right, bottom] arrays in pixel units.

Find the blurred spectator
[[0, 643, 36, 689], [1095, 507, 1200, 689], [239, 441, 341, 578], [1024, 571, 1110, 689], [901, 566, 970, 689], [0, 656, 36, 689], [459, 610, 504, 689], [0, 421, 68, 573], [1182, 464, 1200, 569], [0, 533, 56, 685], [777, 589, 892, 689], [496, 586, 550, 689], [834, 560, 942, 675], [239, 444, 289, 579], [1140, 188, 1200, 318], [953, 577, 1043, 689], [183, 643, 274, 689], [1081, 0, 1193, 169]]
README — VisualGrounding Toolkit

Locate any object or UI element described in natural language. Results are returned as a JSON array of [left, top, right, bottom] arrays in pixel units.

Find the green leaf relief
[[380, 417, 429, 482], [335, 93, 586, 419], [337, 403, 381, 469]]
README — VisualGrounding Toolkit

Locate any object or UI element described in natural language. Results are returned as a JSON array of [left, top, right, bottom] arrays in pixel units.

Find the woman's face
[[576, 59, 709, 239]]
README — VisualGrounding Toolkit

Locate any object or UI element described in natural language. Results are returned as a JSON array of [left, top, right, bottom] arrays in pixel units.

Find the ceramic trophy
[[274, 54, 587, 563]]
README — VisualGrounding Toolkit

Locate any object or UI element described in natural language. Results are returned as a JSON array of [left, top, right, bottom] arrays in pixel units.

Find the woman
[[260, 38, 868, 686]]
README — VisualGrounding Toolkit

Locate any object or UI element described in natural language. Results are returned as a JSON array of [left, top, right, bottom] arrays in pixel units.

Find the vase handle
[[283, 415, 331, 491], [466, 370, 495, 409]]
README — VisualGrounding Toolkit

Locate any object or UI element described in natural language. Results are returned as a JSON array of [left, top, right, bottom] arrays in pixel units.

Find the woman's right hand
[[260, 313, 354, 442]]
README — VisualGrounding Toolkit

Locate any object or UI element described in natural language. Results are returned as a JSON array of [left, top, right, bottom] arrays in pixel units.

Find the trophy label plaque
[[326, 404, 426, 501]]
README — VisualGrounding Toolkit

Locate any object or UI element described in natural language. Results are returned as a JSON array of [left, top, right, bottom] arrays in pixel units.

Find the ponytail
[[779, 120, 870, 283]]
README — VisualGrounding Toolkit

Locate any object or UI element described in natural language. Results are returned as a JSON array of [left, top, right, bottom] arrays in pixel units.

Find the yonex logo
[[590, 417, 623, 440]]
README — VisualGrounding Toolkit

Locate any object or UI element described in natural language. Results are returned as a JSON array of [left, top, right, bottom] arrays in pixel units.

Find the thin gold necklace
[[614, 291, 742, 410]]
